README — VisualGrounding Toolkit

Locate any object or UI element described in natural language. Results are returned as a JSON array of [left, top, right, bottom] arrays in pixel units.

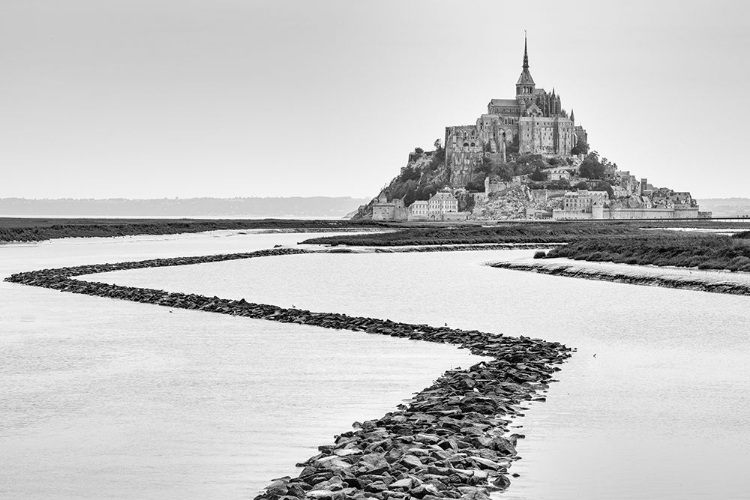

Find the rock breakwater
[[5, 247, 573, 498], [490, 261, 750, 296]]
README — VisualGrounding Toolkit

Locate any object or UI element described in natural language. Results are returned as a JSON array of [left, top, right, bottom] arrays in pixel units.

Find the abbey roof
[[489, 99, 520, 107], [516, 69, 535, 86]]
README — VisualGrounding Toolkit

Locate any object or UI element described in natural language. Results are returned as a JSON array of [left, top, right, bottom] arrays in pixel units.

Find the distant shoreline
[[0, 196, 372, 220], [0, 218, 388, 243]]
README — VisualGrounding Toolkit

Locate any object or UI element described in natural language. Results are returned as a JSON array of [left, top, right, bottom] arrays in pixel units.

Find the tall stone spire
[[523, 31, 529, 70], [516, 32, 535, 100]]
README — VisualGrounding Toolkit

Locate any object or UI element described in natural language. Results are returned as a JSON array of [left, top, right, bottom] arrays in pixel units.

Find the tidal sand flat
[[5, 234, 750, 499], [1, 233, 487, 499], [6, 247, 572, 497], [92, 249, 750, 499]]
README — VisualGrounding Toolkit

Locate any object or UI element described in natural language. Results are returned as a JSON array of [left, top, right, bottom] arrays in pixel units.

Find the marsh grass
[[302, 222, 646, 246], [0, 218, 375, 242], [545, 235, 750, 272]]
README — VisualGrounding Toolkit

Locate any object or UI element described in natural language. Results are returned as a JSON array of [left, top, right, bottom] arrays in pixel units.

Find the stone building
[[406, 189, 467, 221], [560, 190, 608, 213], [547, 167, 572, 181], [484, 175, 510, 195], [611, 185, 628, 198], [553, 189, 700, 220], [615, 170, 640, 195], [428, 189, 459, 216], [445, 36, 586, 187], [372, 192, 408, 221], [409, 200, 429, 218]]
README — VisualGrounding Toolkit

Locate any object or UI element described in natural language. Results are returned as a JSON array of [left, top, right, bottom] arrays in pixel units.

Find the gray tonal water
[[3, 233, 749, 499]]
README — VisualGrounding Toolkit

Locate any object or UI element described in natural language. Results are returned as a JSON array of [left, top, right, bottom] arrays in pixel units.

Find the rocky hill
[[472, 184, 560, 220], [354, 146, 581, 220], [355, 142, 698, 221], [352, 148, 451, 219]]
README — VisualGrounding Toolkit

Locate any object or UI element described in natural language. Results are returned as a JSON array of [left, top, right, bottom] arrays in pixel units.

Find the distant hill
[[0, 197, 371, 218], [696, 198, 750, 218]]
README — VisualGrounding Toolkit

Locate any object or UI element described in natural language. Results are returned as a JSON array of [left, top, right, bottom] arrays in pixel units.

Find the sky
[[2, 0, 749, 200]]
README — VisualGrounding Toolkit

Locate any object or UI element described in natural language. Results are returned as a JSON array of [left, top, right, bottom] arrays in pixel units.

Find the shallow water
[[92, 249, 750, 500], [0, 233, 484, 499]]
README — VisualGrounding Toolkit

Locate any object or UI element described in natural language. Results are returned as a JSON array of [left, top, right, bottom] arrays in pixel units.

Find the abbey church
[[445, 37, 587, 187]]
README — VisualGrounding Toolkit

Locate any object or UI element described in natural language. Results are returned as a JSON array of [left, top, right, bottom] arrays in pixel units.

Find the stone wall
[[552, 209, 594, 220], [372, 204, 394, 221], [608, 208, 692, 219], [530, 189, 567, 202], [553, 207, 701, 220]]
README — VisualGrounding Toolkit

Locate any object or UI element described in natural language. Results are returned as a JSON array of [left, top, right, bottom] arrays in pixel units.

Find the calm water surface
[[92, 249, 750, 500], [1, 233, 484, 499]]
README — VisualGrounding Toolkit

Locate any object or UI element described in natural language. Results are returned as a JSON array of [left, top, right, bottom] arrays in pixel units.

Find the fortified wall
[[553, 205, 700, 220]]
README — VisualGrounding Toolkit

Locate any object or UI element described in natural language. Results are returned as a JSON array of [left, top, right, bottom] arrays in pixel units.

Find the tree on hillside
[[398, 165, 421, 182], [579, 154, 605, 180], [531, 159, 548, 170], [517, 154, 542, 166], [530, 167, 546, 182], [571, 135, 590, 155], [507, 135, 520, 155], [402, 183, 418, 206], [497, 163, 513, 181], [425, 150, 444, 172], [435, 147, 446, 162], [479, 155, 514, 181], [592, 181, 614, 199], [478, 156, 493, 176], [547, 179, 571, 190], [514, 162, 535, 176]]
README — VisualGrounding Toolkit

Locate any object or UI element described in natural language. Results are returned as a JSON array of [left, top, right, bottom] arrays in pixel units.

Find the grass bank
[[302, 222, 656, 246], [542, 234, 750, 272], [0, 218, 384, 243]]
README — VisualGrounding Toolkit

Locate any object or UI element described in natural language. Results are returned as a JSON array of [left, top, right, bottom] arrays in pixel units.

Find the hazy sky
[[2, 0, 749, 200]]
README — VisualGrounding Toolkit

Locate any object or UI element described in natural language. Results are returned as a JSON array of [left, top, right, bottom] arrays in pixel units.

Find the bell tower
[[516, 33, 536, 104]]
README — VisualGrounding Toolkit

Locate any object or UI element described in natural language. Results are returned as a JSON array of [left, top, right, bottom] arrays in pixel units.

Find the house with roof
[[547, 167, 572, 181], [406, 189, 468, 221]]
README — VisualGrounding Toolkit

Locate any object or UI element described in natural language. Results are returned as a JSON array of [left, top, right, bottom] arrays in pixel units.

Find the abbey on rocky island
[[445, 36, 587, 187], [359, 35, 709, 222]]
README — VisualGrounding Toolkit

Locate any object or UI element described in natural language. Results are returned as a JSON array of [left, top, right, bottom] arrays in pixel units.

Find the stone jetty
[[4, 247, 573, 499]]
